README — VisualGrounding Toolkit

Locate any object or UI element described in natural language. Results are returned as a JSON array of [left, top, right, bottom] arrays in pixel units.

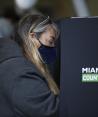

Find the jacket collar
[[0, 38, 23, 63]]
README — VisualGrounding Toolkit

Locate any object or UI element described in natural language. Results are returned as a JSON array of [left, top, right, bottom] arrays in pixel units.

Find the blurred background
[[0, 0, 98, 38]]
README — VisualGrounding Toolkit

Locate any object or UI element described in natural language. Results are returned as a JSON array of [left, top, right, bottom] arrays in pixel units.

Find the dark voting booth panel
[[59, 17, 98, 117]]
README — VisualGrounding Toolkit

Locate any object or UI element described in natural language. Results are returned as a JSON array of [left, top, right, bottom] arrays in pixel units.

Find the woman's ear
[[29, 32, 41, 48], [29, 32, 36, 38]]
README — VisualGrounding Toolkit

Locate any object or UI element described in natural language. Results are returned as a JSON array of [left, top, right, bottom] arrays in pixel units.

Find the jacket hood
[[0, 38, 23, 63]]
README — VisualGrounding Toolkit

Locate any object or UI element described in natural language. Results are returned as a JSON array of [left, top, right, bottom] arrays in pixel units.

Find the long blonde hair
[[17, 14, 60, 95]]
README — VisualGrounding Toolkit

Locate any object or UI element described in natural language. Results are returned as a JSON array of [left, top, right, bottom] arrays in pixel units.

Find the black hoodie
[[0, 38, 59, 117]]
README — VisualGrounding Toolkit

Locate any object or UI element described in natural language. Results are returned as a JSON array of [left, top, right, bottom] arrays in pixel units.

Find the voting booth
[[58, 17, 98, 117]]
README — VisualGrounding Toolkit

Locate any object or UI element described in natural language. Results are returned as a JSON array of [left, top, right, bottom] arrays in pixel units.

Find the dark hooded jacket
[[0, 38, 59, 117]]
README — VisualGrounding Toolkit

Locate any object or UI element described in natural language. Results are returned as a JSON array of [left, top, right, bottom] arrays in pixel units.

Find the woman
[[0, 14, 60, 117]]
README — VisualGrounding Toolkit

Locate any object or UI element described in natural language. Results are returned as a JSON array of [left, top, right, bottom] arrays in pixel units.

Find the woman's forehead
[[46, 25, 56, 36]]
